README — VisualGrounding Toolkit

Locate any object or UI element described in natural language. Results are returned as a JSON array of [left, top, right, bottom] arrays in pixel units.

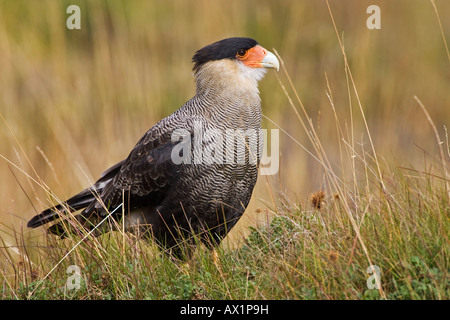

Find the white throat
[[194, 59, 267, 97]]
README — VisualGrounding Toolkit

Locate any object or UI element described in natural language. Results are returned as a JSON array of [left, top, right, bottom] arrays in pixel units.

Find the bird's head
[[192, 37, 279, 92]]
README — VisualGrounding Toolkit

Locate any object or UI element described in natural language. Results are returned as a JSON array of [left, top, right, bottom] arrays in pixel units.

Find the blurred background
[[0, 0, 449, 250]]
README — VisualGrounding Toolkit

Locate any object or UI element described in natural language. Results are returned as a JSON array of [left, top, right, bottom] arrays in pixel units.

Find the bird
[[27, 37, 279, 258]]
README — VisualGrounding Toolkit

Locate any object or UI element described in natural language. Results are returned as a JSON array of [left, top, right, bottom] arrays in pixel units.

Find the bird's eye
[[237, 49, 247, 58]]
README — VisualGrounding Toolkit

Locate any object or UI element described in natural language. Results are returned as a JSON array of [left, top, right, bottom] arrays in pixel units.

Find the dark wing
[[82, 137, 183, 218]]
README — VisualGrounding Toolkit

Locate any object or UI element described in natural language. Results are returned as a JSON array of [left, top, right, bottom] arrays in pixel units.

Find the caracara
[[27, 37, 279, 258]]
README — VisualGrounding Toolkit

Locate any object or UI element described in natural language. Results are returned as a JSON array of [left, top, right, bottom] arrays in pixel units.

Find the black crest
[[192, 37, 258, 72]]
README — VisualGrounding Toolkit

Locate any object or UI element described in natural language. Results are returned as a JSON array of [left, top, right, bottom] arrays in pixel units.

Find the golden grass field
[[0, 0, 448, 299]]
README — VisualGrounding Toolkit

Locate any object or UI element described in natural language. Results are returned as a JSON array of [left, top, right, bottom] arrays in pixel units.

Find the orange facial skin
[[236, 45, 268, 68]]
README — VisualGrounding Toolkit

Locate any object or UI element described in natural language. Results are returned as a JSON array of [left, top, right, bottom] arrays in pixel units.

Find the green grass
[[1, 0, 449, 300]]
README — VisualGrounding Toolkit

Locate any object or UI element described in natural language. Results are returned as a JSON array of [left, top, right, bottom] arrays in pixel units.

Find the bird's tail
[[27, 187, 98, 229], [27, 159, 125, 237]]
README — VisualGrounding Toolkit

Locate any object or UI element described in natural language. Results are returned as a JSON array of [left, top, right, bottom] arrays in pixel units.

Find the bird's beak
[[239, 45, 280, 71], [261, 50, 280, 71]]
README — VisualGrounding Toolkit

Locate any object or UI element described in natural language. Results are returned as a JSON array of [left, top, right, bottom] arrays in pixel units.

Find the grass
[[0, 0, 449, 300]]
